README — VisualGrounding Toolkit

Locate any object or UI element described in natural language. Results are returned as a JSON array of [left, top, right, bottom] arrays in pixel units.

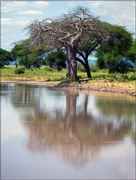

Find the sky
[[1, 1, 135, 52]]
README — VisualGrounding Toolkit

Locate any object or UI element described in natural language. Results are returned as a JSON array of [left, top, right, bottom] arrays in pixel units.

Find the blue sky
[[1, 1, 135, 52]]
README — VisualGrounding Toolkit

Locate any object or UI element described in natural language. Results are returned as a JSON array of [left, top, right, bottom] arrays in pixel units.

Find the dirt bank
[[1, 79, 136, 96], [0, 79, 59, 87]]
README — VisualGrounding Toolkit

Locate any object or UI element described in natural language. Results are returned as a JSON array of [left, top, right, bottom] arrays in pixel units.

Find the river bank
[[1, 79, 136, 96]]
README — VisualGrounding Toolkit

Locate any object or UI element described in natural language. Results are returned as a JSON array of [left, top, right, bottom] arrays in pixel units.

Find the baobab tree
[[25, 6, 109, 80]]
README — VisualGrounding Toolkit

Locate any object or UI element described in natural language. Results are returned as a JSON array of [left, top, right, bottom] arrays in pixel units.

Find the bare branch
[[25, 6, 110, 50]]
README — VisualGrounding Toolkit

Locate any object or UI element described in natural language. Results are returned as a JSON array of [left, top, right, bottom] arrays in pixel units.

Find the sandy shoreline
[[0, 79, 59, 86], [1, 79, 135, 96]]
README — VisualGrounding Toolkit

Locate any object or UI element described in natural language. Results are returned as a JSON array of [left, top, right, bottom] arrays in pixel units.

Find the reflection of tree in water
[[94, 92, 135, 119], [92, 91, 135, 145], [20, 90, 134, 168], [0, 83, 14, 97], [10, 84, 38, 108], [8, 84, 135, 168]]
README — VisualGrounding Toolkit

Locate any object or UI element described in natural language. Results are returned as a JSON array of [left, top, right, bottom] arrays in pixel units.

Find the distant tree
[[0, 48, 14, 68], [25, 6, 115, 81], [11, 44, 22, 68], [46, 51, 66, 71], [95, 28, 134, 74], [11, 40, 47, 69]]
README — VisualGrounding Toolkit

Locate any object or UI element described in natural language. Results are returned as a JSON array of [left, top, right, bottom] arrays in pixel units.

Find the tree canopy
[[0, 48, 14, 68], [95, 34, 135, 74], [11, 40, 47, 69]]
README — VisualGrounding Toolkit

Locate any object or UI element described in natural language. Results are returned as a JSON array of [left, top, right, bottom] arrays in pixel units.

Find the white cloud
[[1, 1, 29, 13], [1, 18, 13, 25], [112, 13, 135, 26], [14, 20, 31, 26], [1, 1, 49, 14], [67, 2, 77, 7], [1, 17, 31, 26], [122, 13, 135, 22], [89, 1, 105, 8], [90, 1, 135, 28], [15, 10, 43, 15], [31, 1, 49, 8]]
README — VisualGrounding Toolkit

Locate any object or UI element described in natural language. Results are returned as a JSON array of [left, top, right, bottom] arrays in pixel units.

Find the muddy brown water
[[1, 83, 135, 179]]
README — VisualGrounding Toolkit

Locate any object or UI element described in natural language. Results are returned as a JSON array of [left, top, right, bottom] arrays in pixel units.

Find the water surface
[[1, 83, 135, 179]]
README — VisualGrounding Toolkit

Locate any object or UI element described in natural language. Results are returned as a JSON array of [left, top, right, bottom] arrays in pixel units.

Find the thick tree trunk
[[67, 44, 78, 81], [66, 48, 71, 79], [66, 93, 76, 134]]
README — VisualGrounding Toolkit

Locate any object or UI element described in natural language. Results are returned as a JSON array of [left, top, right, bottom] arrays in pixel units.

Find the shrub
[[44, 66, 53, 72], [15, 67, 25, 74], [130, 67, 136, 72], [122, 74, 128, 79], [101, 75, 105, 79], [129, 75, 136, 80], [110, 74, 116, 79]]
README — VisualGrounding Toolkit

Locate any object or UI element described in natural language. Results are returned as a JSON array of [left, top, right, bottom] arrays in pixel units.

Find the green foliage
[[95, 57, 105, 69], [95, 36, 136, 74], [0, 48, 14, 68], [127, 39, 136, 65], [15, 67, 25, 74], [95, 27, 134, 74], [129, 75, 136, 80], [121, 74, 128, 79], [130, 67, 136, 72], [46, 51, 66, 71], [44, 66, 54, 72], [11, 40, 44, 69]]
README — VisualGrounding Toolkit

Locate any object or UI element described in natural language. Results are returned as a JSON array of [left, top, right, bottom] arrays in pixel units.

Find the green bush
[[130, 67, 136, 72], [108, 67, 116, 74], [44, 66, 53, 72], [101, 75, 105, 79], [15, 67, 25, 74], [110, 74, 116, 79], [122, 74, 128, 79], [129, 75, 136, 80]]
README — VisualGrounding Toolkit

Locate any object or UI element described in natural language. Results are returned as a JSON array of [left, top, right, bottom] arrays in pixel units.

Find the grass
[[1, 65, 135, 81], [1, 65, 66, 81], [1, 65, 135, 94]]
